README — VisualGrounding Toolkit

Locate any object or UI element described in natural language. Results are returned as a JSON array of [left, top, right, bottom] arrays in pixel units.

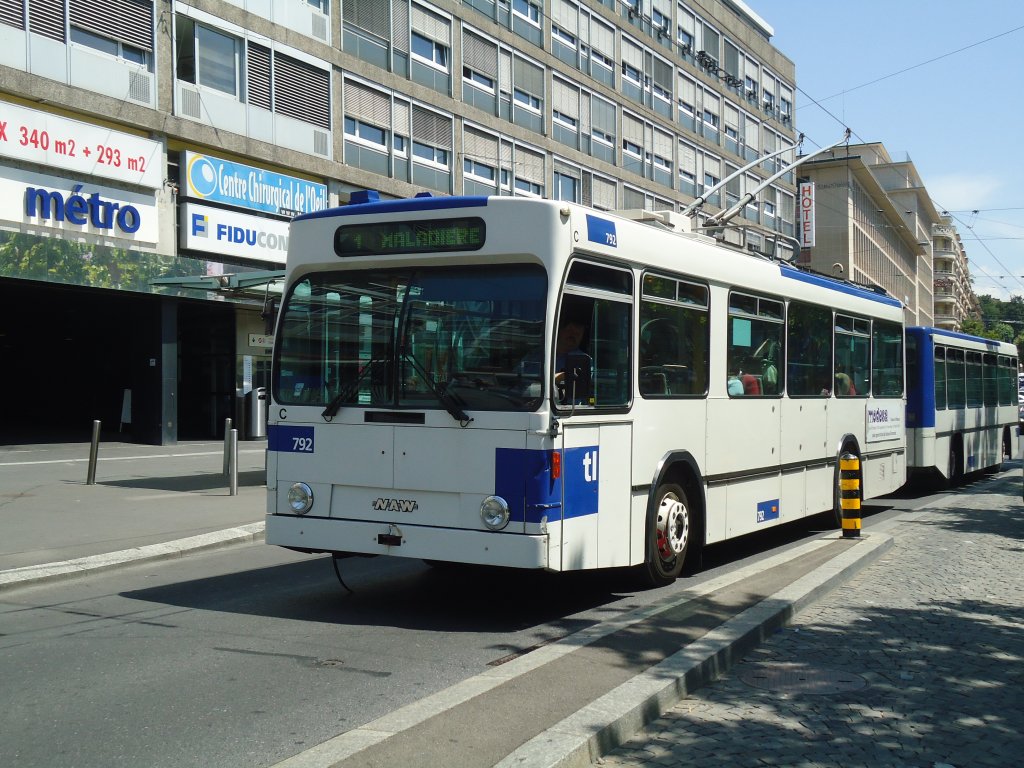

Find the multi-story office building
[[796, 142, 970, 328], [0, 0, 797, 443]]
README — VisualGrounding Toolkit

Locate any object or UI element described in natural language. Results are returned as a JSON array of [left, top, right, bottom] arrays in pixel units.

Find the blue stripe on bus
[[495, 447, 599, 524], [293, 195, 491, 222], [778, 266, 903, 308]]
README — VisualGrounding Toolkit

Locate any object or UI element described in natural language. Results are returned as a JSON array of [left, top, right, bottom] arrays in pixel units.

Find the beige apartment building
[[932, 215, 978, 330], [797, 142, 975, 330]]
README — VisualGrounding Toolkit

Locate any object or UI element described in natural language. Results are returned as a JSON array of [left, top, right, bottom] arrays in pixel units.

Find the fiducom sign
[[24, 183, 142, 234], [180, 202, 290, 264]]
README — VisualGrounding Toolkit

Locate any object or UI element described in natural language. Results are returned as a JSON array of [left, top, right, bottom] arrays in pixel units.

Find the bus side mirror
[[564, 350, 592, 403], [262, 298, 278, 335]]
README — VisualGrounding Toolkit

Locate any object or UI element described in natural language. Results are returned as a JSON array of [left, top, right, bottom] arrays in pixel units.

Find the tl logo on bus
[[373, 498, 419, 513]]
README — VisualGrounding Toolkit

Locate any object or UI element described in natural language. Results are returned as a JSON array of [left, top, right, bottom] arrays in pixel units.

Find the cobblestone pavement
[[599, 471, 1024, 768]]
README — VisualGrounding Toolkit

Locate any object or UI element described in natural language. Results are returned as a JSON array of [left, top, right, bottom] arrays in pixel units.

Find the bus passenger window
[[727, 292, 784, 398], [787, 302, 832, 397], [639, 274, 709, 398]]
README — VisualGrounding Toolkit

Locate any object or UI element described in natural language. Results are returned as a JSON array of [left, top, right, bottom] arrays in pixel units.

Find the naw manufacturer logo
[[372, 498, 419, 513]]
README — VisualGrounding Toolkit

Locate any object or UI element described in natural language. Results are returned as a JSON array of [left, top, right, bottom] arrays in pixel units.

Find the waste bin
[[247, 386, 267, 439]]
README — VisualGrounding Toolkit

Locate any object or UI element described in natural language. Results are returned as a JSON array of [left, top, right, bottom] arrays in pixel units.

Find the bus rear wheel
[[642, 482, 689, 586]]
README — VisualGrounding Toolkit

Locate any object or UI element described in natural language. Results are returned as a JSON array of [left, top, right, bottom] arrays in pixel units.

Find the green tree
[[986, 322, 1014, 343], [960, 316, 985, 336]]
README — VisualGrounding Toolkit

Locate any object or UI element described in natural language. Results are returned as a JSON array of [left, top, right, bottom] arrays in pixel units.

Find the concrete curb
[[494, 531, 895, 768], [0, 522, 266, 592]]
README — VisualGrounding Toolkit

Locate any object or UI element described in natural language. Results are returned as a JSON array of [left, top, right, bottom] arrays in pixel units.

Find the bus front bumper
[[265, 514, 550, 569]]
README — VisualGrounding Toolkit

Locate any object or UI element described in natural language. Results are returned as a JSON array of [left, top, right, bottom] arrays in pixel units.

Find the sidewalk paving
[[0, 439, 267, 589], [598, 468, 1024, 768]]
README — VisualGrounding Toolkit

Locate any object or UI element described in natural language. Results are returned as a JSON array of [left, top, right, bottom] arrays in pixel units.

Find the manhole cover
[[738, 663, 867, 694]]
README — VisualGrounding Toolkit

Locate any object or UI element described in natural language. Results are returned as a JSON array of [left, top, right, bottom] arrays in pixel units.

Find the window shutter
[[70, 0, 153, 51], [29, 0, 64, 41], [463, 30, 497, 77], [345, 0, 390, 38], [345, 81, 390, 126], [653, 128, 672, 159], [592, 174, 615, 210], [724, 103, 739, 132], [589, 17, 613, 58], [552, 78, 578, 119], [679, 142, 696, 175], [513, 56, 543, 95], [391, 0, 408, 52], [274, 52, 330, 130], [412, 105, 451, 150], [621, 36, 643, 69], [411, 3, 448, 44], [591, 94, 615, 134], [744, 115, 759, 150], [677, 73, 695, 105], [464, 126, 497, 164], [551, 0, 577, 32], [622, 112, 643, 145], [247, 43, 271, 111], [1, 0, 25, 30], [515, 145, 544, 184]]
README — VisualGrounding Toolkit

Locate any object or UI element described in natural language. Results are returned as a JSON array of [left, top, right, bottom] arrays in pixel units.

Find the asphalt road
[[0, 485, 942, 768]]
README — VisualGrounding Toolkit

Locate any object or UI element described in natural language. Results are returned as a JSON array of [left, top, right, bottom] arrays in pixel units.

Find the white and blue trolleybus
[[266, 193, 907, 586], [905, 326, 1018, 486]]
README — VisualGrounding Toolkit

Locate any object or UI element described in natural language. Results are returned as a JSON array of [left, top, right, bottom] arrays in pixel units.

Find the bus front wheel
[[643, 483, 689, 586]]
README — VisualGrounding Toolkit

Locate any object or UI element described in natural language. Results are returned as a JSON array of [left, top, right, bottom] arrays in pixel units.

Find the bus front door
[[556, 422, 632, 571]]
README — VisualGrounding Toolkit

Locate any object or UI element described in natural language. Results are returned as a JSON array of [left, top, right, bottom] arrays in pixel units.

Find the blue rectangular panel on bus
[[586, 215, 617, 248], [268, 425, 315, 453], [494, 446, 599, 523], [562, 446, 600, 519], [756, 499, 779, 523]]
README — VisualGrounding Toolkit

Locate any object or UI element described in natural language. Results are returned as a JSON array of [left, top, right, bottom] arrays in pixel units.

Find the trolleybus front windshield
[[274, 264, 547, 412]]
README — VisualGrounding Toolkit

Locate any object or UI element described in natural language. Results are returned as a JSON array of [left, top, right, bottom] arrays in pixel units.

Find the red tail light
[[551, 450, 561, 480]]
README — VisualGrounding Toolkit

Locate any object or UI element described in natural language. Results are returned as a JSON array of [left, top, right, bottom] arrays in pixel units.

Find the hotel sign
[[799, 182, 815, 248]]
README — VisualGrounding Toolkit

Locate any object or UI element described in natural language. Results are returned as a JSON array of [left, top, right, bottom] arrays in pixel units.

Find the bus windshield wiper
[[321, 359, 384, 420], [402, 352, 473, 425]]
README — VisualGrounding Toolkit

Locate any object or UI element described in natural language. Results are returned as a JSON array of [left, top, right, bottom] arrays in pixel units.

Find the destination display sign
[[334, 217, 485, 257]]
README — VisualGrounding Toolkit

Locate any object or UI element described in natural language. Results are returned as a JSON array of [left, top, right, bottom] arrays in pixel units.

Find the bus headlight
[[480, 495, 510, 530], [287, 482, 314, 515]]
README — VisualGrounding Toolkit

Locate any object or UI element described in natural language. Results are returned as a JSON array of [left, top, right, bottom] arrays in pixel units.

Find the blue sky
[[752, 1, 1024, 301]]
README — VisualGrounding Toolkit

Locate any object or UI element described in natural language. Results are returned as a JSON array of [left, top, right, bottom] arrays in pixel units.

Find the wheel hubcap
[[656, 493, 688, 559]]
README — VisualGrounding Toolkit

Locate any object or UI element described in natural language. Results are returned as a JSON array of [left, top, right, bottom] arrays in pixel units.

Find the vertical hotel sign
[[799, 182, 815, 248]]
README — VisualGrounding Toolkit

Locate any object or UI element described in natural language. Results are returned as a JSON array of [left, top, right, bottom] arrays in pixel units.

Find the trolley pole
[[86, 420, 101, 485], [839, 452, 861, 538], [222, 417, 233, 475], [228, 428, 239, 496]]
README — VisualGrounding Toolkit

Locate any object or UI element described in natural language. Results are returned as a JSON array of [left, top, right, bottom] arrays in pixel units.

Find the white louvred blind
[[345, 81, 390, 125]]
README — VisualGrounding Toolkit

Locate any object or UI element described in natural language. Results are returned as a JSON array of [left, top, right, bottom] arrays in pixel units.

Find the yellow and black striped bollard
[[840, 452, 861, 538]]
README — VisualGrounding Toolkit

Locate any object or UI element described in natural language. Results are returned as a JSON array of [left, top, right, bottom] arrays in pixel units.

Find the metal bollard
[[86, 420, 101, 485], [839, 452, 861, 538], [228, 428, 239, 496], [223, 417, 233, 476]]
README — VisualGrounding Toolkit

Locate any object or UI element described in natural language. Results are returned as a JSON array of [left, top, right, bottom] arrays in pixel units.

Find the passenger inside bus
[[741, 356, 762, 395], [834, 364, 857, 396]]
